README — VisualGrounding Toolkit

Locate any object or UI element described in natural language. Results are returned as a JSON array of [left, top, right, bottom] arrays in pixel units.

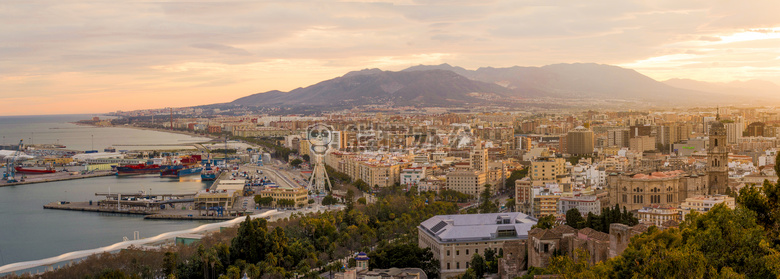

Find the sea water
[[0, 114, 216, 266]]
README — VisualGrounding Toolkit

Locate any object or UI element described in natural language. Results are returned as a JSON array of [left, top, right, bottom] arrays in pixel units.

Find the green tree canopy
[[533, 215, 556, 229], [565, 208, 586, 229], [290, 159, 303, 168]]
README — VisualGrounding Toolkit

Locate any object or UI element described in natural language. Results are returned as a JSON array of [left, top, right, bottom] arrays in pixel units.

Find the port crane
[[3, 139, 23, 183]]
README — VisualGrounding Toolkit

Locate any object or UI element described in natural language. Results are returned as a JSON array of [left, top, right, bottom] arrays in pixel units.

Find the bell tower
[[707, 111, 728, 194]]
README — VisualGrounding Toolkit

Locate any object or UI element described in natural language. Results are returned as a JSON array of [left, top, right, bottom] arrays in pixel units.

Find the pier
[[1, 171, 113, 187], [44, 189, 251, 220]]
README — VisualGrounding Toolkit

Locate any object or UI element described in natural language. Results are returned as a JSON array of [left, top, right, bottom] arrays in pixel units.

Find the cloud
[[190, 43, 252, 56], [2, 0, 780, 115], [698, 36, 721, 42]]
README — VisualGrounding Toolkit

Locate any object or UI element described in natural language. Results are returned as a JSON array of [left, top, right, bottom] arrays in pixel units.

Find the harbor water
[[0, 115, 218, 266], [0, 114, 211, 151]]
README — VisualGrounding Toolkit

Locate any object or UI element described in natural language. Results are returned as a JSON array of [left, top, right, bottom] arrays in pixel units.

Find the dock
[[43, 201, 156, 215], [2, 171, 113, 187], [44, 192, 254, 221]]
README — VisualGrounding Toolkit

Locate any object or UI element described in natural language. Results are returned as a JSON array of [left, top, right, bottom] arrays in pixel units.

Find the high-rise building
[[515, 178, 533, 215], [470, 148, 488, 173], [629, 125, 652, 138], [516, 136, 533, 151], [566, 126, 594, 155], [446, 170, 487, 196], [629, 136, 655, 152], [529, 157, 566, 182], [654, 125, 677, 151], [673, 123, 693, 143], [607, 129, 630, 148], [746, 122, 766, 137], [725, 121, 744, 145], [708, 120, 728, 195]]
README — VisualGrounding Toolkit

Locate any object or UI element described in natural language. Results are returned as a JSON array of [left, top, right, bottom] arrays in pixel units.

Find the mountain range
[[229, 63, 780, 108]]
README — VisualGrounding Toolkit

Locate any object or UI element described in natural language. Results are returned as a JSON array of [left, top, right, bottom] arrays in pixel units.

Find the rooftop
[[419, 212, 537, 243]]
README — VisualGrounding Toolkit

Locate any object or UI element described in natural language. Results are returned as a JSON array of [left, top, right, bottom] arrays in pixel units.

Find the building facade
[[418, 212, 537, 278], [606, 170, 708, 211], [446, 170, 487, 196], [708, 120, 729, 195]]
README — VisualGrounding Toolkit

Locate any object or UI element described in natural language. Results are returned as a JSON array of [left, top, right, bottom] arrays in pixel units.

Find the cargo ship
[[115, 162, 162, 176], [161, 166, 203, 178], [201, 165, 217, 180], [15, 166, 56, 174], [160, 155, 203, 178], [200, 155, 217, 181]]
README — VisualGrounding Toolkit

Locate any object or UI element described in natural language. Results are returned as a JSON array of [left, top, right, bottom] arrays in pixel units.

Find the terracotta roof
[[660, 219, 680, 228], [577, 227, 610, 242], [631, 223, 651, 233]]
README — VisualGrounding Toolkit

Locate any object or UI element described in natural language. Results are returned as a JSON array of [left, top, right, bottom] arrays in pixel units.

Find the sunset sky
[[2, 0, 780, 116]]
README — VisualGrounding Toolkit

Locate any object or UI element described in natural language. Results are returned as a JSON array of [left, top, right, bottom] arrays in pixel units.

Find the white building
[[680, 195, 736, 220], [558, 194, 601, 216], [401, 167, 427, 186], [418, 212, 537, 278]]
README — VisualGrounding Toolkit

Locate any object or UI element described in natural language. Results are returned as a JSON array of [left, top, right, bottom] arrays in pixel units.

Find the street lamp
[[91, 135, 94, 151]]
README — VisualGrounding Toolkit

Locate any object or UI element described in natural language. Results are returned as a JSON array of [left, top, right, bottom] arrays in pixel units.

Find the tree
[[352, 179, 371, 192], [302, 154, 310, 162], [230, 216, 269, 266], [254, 196, 274, 206], [290, 159, 303, 168], [505, 198, 516, 212], [163, 251, 178, 277], [322, 195, 338, 206], [505, 169, 529, 193], [470, 254, 487, 278], [479, 184, 498, 213], [368, 242, 440, 279], [565, 208, 586, 229], [345, 189, 356, 211], [533, 215, 556, 229], [357, 197, 367, 205], [438, 189, 472, 203], [484, 248, 498, 274]]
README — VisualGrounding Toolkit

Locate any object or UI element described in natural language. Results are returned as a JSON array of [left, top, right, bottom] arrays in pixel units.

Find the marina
[[0, 115, 226, 266], [42, 172, 254, 221]]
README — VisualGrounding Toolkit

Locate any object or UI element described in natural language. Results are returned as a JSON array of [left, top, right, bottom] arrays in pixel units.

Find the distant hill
[[229, 62, 778, 109], [404, 63, 712, 101], [231, 69, 516, 107], [663, 78, 780, 102]]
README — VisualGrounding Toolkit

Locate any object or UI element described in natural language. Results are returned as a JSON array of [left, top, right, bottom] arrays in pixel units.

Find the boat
[[15, 166, 56, 174], [161, 166, 203, 178], [200, 155, 217, 181], [115, 162, 163, 176]]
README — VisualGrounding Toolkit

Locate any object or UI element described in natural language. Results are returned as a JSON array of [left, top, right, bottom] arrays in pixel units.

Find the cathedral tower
[[707, 114, 728, 195]]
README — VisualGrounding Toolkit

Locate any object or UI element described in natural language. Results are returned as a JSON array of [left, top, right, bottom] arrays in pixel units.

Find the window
[[447, 263, 450, 269], [457, 262, 460, 269], [447, 250, 450, 256], [456, 250, 459, 256], [466, 249, 469, 255], [543, 243, 549, 253]]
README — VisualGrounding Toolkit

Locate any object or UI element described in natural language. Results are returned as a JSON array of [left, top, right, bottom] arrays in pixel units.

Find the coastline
[[119, 125, 220, 142], [73, 122, 220, 143]]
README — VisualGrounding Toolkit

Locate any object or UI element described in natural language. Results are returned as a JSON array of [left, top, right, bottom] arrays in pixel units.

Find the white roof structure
[[419, 212, 537, 243], [71, 152, 124, 161]]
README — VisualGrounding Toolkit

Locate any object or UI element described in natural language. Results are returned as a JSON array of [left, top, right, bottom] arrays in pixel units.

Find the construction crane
[[3, 139, 23, 183]]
